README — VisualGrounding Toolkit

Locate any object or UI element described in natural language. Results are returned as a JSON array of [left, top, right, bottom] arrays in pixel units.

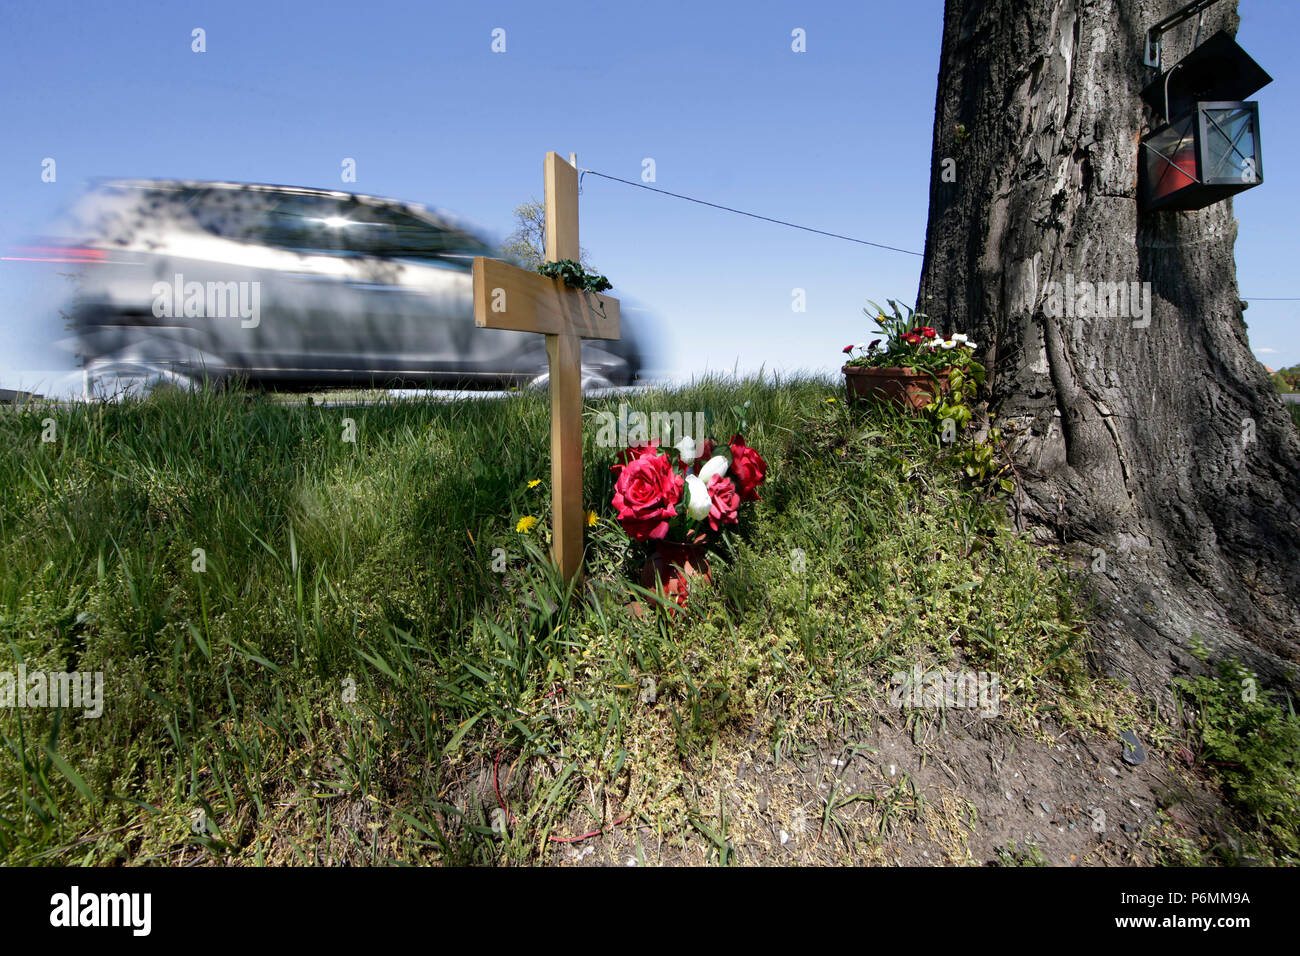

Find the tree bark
[[917, 0, 1300, 699]]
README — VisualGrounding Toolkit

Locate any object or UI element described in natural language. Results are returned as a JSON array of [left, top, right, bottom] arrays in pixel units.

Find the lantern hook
[[1163, 63, 1182, 122], [1144, 0, 1230, 70]]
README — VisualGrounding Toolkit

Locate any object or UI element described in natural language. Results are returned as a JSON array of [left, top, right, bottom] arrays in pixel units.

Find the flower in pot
[[611, 433, 767, 610], [842, 299, 983, 410]]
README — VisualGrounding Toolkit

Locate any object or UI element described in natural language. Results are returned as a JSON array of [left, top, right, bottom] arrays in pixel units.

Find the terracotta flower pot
[[639, 541, 712, 610], [843, 365, 950, 411]]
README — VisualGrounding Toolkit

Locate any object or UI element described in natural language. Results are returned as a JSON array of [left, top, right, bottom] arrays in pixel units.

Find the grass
[[1175, 649, 1300, 864], [0, 376, 1125, 864]]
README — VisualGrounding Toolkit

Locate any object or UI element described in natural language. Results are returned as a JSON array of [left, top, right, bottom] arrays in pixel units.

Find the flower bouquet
[[842, 299, 982, 410], [611, 433, 767, 608]]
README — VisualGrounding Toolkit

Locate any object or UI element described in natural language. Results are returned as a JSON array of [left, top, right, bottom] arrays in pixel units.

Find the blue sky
[[2, 0, 1297, 393]]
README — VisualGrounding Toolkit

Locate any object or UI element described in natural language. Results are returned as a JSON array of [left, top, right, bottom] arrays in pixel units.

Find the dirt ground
[[532, 712, 1225, 867]]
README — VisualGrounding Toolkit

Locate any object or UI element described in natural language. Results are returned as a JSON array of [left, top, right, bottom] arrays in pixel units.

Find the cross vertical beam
[[546, 329, 583, 582], [472, 151, 619, 585], [545, 152, 580, 262], [543, 151, 584, 583]]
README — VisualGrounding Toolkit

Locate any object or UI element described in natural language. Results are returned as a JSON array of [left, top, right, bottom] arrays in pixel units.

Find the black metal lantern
[[1142, 100, 1263, 212], [1139, 26, 1272, 213]]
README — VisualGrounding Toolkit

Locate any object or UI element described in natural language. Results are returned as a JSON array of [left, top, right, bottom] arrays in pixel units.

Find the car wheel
[[83, 362, 198, 401], [527, 367, 617, 393]]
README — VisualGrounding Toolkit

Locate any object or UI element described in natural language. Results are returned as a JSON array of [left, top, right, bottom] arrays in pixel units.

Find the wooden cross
[[471, 151, 620, 583]]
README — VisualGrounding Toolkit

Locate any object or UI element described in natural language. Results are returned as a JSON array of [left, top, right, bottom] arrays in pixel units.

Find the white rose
[[685, 475, 711, 520], [698, 455, 729, 484], [675, 436, 699, 463]]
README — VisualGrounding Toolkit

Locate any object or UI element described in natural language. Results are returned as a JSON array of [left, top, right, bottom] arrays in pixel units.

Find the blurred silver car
[[56, 179, 642, 390]]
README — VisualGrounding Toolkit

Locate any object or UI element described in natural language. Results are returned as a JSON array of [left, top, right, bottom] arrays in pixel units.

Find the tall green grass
[[0, 377, 1108, 864]]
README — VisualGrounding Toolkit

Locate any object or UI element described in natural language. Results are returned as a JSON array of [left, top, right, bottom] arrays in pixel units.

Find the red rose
[[705, 474, 740, 531], [901, 332, 923, 345], [612, 453, 683, 541], [610, 439, 662, 476], [916, 326, 937, 338], [727, 434, 768, 502]]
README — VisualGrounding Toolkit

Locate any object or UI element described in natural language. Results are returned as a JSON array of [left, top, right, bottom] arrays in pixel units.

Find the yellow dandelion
[[826, 397, 837, 403], [527, 479, 542, 488], [585, 510, 599, 527], [515, 515, 539, 533]]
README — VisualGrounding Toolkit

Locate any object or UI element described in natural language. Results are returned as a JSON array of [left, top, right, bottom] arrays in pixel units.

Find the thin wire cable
[[578, 168, 924, 257], [575, 168, 1300, 299]]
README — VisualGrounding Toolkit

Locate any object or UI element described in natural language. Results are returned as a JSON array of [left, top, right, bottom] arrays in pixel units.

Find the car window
[[176, 187, 492, 262], [258, 195, 351, 256], [260, 195, 491, 261], [325, 204, 491, 262], [179, 189, 352, 254]]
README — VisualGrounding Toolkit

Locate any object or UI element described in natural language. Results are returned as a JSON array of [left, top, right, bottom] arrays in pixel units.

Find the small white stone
[[780, 830, 790, 845]]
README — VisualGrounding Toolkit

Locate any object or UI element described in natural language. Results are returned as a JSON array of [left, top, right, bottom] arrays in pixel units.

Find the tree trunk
[[917, 0, 1300, 699]]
